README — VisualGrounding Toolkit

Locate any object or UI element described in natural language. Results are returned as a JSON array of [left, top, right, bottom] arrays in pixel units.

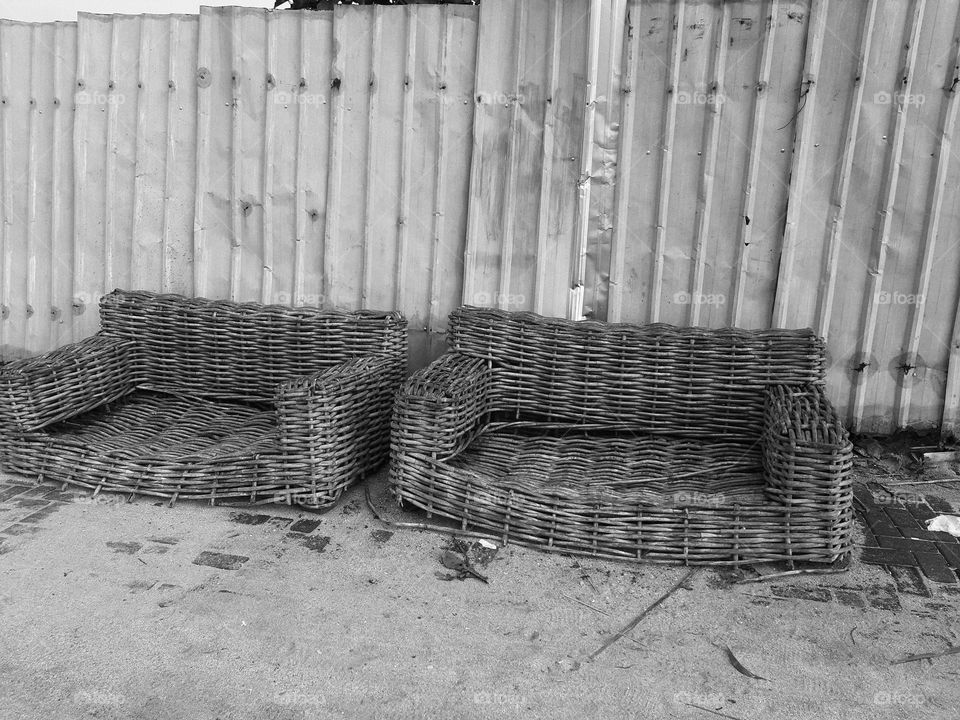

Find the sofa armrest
[[762, 384, 854, 514], [390, 353, 493, 462], [274, 354, 404, 503], [0, 335, 138, 431]]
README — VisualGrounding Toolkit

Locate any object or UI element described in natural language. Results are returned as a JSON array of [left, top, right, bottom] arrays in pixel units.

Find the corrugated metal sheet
[[73, 13, 199, 344], [193, 5, 477, 366], [0, 20, 76, 357], [463, 0, 593, 319], [589, 0, 960, 434], [3, 1, 960, 435]]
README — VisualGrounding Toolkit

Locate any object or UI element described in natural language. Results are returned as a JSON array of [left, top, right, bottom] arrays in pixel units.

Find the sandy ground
[[1, 463, 958, 720]]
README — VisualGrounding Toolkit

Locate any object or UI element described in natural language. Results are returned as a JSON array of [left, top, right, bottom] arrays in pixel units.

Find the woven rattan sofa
[[391, 307, 853, 566], [0, 290, 406, 509]]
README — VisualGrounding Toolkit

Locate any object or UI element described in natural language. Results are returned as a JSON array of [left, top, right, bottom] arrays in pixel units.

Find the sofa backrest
[[100, 290, 406, 401], [448, 306, 826, 438]]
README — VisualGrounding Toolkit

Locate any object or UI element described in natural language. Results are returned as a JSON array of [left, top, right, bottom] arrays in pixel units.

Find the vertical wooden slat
[[606, 0, 640, 324], [73, 16, 102, 339], [569, 0, 602, 321], [730, 0, 777, 327], [161, 16, 179, 294], [461, 2, 484, 309], [431, 4, 478, 357], [496, 1, 525, 312], [292, 12, 309, 307], [361, 7, 383, 310], [28, 25, 54, 352], [0, 23, 8, 354], [160, 17, 178, 293], [323, 6, 371, 311], [395, 7, 416, 312], [228, 8, 243, 301], [772, 0, 827, 328], [650, 0, 684, 323], [428, 7, 451, 330], [169, 15, 198, 297], [532, 1, 564, 316], [261, 11, 276, 305], [815, 0, 877, 339], [586, 0, 625, 322], [294, 10, 332, 307], [850, 0, 925, 430], [103, 17, 121, 294], [905, 15, 960, 430], [323, 9, 345, 308], [193, 12, 212, 296], [25, 25, 40, 352], [131, 17, 152, 289], [688, 1, 729, 327], [50, 22, 74, 347]]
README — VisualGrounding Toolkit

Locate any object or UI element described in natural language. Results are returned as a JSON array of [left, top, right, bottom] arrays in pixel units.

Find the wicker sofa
[[0, 290, 407, 509], [390, 307, 853, 566]]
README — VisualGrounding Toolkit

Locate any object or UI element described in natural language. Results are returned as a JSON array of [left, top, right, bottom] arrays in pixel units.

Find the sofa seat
[[400, 425, 843, 563], [1, 391, 317, 506], [449, 428, 766, 505]]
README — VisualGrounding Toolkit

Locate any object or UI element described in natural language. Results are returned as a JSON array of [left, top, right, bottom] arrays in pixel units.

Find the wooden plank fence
[[3, 0, 960, 434]]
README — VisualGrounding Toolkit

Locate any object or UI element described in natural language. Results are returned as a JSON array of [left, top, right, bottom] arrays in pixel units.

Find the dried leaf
[[722, 646, 767, 681]]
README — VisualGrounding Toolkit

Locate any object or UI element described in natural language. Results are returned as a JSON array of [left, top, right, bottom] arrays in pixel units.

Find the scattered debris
[[192, 551, 249, 571], [298, 535, 331, 554], [923, 451, 960, 465], [435, 537, 497, 583], [853, 436, 884, 459], [710, 567, 748, 587], [370, 529, 393, 543], [364, 486, 503, 543], [340, 500, 362, 516], [228, 512, 271, 526], [455, 536, 498, 567], [890, 645, 960, 665], [926, 515, 960, 537], [478, 539, 497, 550], [587, 569, 695, 662], [885, 477, 960, 486], [683, 703, 745, 720], [438, 549, 488, 584], [735, 566, 848, 584], [560, 593, 611, 617], [850, 431, 960, 486], [568, 557, 599, 593], [721, 645, 767, 681]]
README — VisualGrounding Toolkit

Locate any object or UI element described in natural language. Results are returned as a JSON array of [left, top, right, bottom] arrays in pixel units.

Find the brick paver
[[856, 486, 959, 583]]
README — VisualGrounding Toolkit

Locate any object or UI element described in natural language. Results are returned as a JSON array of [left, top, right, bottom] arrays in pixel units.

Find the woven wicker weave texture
[[391, 307, 853, 566], [0, 290, 407, 509]]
